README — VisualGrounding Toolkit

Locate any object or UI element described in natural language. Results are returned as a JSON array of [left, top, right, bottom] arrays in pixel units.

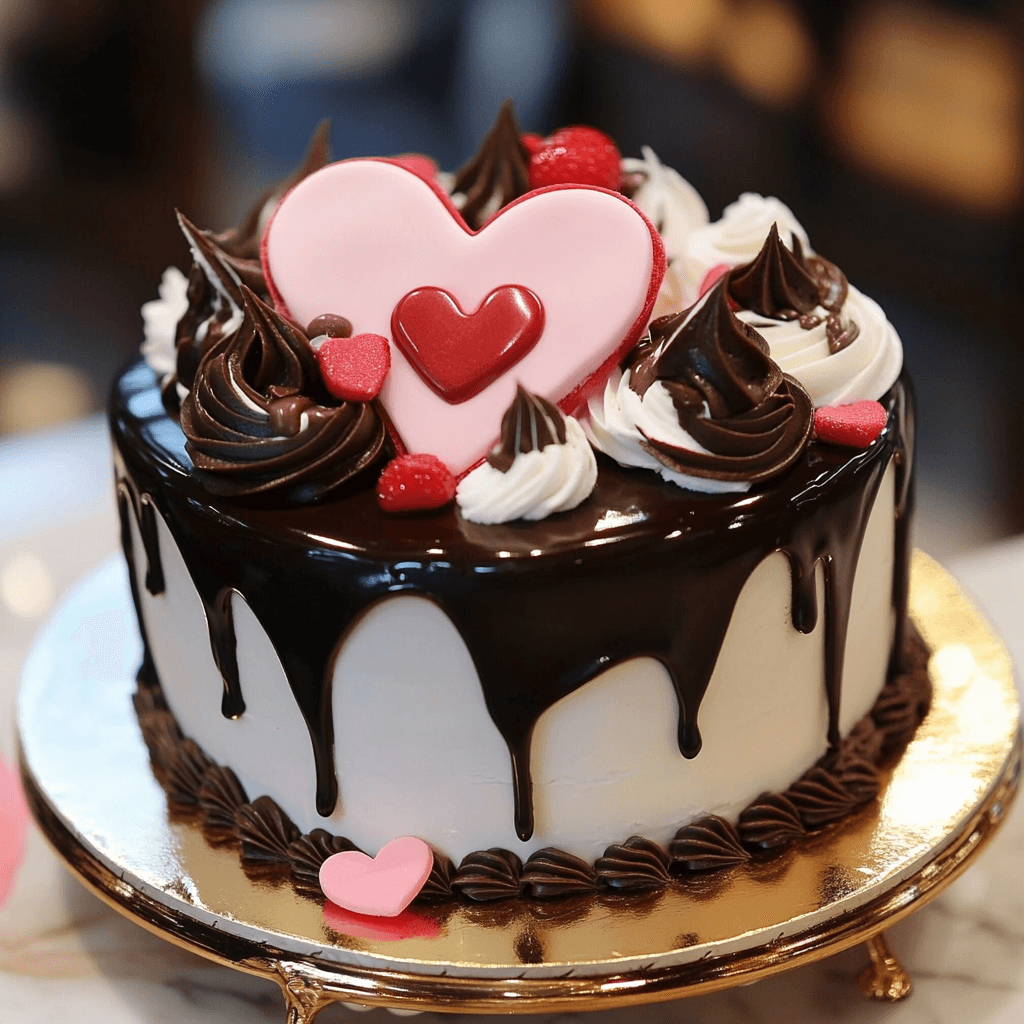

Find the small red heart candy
[[390, 154, 437, 182], [316, 333, 391, 402], [377, 453, 456, 513], [814, 401, 887, 448]]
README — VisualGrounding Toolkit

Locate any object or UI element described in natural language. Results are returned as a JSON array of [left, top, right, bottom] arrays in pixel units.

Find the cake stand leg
[[857, 931, 913, 1002], [278, 971, 329, 1024]]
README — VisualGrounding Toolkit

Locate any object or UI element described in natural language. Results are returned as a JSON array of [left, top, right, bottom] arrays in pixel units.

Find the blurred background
[[0, 0, 1021, 557]]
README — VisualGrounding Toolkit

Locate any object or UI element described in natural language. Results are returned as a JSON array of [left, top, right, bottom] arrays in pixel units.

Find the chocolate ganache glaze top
[[112, 349, 914, 840]]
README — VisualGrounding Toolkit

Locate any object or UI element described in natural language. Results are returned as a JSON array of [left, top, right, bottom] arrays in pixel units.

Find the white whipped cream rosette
[[681, 193, 810, 298], [457, 392, 598, 524], [141, 266, 188, 382], [621, 147, 709, 317], [738, 286, 902, 408], [586, 367, 749, 495]]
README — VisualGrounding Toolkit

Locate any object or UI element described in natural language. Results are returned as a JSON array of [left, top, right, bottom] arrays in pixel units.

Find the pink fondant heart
[[264, 159, 664, 474], [814, 400, 888, 448], [317, 332, 391, 402], [392, 285, 544, 403], [319, 836, 433, 917]]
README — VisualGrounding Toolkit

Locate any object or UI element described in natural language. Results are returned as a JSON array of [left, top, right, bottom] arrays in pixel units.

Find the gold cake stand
[[17, 552, 1021, 1021]]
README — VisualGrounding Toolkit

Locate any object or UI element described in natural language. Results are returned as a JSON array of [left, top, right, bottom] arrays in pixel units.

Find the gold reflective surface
[[18, 552, 1021, 1016]]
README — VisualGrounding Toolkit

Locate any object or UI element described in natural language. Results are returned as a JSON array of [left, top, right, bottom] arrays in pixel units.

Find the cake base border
[[17, 551, 1021, 1017]]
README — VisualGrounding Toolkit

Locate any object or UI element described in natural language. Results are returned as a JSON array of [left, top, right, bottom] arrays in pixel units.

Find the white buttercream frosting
[[738, 285, 903, 407], [682, 193, 810, 298], [621, 147, 709, 316], [140, 266, 188, 381], [585, 366, 749, 495], [457, 414, 597, 524]]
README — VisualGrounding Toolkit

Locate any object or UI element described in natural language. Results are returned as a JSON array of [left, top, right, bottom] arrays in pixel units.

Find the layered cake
[[113, 106, 928, 911]]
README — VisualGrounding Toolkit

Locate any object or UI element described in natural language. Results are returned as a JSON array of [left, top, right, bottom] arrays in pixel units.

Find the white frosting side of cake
[[128, 463, 895, 863]]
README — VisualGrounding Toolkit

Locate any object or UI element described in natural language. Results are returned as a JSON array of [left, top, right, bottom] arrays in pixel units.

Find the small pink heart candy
[[0, 756, 28, 908], [317, 332, 391, 402], [814, 400, 888, 448], [319, 836, 433, 917]]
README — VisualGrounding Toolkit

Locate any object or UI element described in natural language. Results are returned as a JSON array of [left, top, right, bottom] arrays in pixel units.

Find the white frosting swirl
[[621, 147, 709, 316], [140, 266, 188, 381], [585, 365, 749, 495], [457, 415, 597, 524], [738, 285, 902, 406], [682, 193, 810, 298]]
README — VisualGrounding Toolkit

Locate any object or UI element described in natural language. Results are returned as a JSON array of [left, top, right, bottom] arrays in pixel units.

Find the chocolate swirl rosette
[[180, 286, 386, 501], [587, 280, 812, 490]]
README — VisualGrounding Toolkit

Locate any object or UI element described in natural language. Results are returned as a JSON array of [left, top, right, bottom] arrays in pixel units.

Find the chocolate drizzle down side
[[112, 355, 914, 838], [451, 99, 531, 230], [727, 223, 859, 353], [634, 280, 814, 485], [130, 624, 930, 902], [487, 386, 567, 472]]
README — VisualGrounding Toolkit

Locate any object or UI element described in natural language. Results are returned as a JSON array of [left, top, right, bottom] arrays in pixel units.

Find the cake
[[113, 105, 928, 913]]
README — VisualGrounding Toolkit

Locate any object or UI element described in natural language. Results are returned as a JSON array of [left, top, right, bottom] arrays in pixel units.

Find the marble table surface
[[0, 418, 1022, 1023]]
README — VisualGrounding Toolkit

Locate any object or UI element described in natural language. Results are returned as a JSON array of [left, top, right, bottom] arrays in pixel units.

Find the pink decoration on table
[[316, 333, 391, 402], [813, 401, 888, 448], [319, 835, 434, 917], [263, 158, 664, 475], [391, 285, 544, 404], [377, 453, 457, 513], [0, 755, 28, 908], [323, 902, 442, 941]]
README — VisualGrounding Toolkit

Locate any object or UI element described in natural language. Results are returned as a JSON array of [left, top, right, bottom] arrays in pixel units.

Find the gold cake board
[[17, 552, 1021, 1020]]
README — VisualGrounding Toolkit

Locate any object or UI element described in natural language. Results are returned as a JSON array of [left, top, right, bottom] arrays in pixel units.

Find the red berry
[[317, 333, 391, 402], [813, 401, 888, 448], [528, 126, 621, 191], [377, 454, 456, 513], [391, 154, 437, 182], [521, 132, 545, 156]]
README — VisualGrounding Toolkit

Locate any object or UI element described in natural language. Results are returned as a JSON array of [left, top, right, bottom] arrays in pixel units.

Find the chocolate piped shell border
[[133, 625, 931, 906]]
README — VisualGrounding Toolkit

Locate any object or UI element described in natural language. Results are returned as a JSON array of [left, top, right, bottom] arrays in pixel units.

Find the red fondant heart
[[814, 400, 887, 448], [263, 160, 664, 474], [391, 285, 543, 403], [317, 332, 391, 402]]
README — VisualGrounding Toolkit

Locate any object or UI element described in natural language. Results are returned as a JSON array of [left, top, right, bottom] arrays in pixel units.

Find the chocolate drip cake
[[118, 110, 926, 915]]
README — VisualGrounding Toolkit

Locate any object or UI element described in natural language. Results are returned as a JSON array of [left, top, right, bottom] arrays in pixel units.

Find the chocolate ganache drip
[[487, 386, 566, 471], [728, 224, 859, 353], [181, 286, 385, 501], [635, 280, 813, 484], [451, 99, 531, 230]]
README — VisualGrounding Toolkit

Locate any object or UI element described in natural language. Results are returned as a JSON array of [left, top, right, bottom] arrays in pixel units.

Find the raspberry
[[528, 126, 621, 191], [377, 454, 456, 512]]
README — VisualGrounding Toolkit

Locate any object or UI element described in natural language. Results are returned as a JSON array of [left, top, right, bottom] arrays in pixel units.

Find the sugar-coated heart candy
[[814, 401, 888, 448], [377, 454, 457, 513], [316, 333, 391, 402], [319, 835, 434, 917]]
